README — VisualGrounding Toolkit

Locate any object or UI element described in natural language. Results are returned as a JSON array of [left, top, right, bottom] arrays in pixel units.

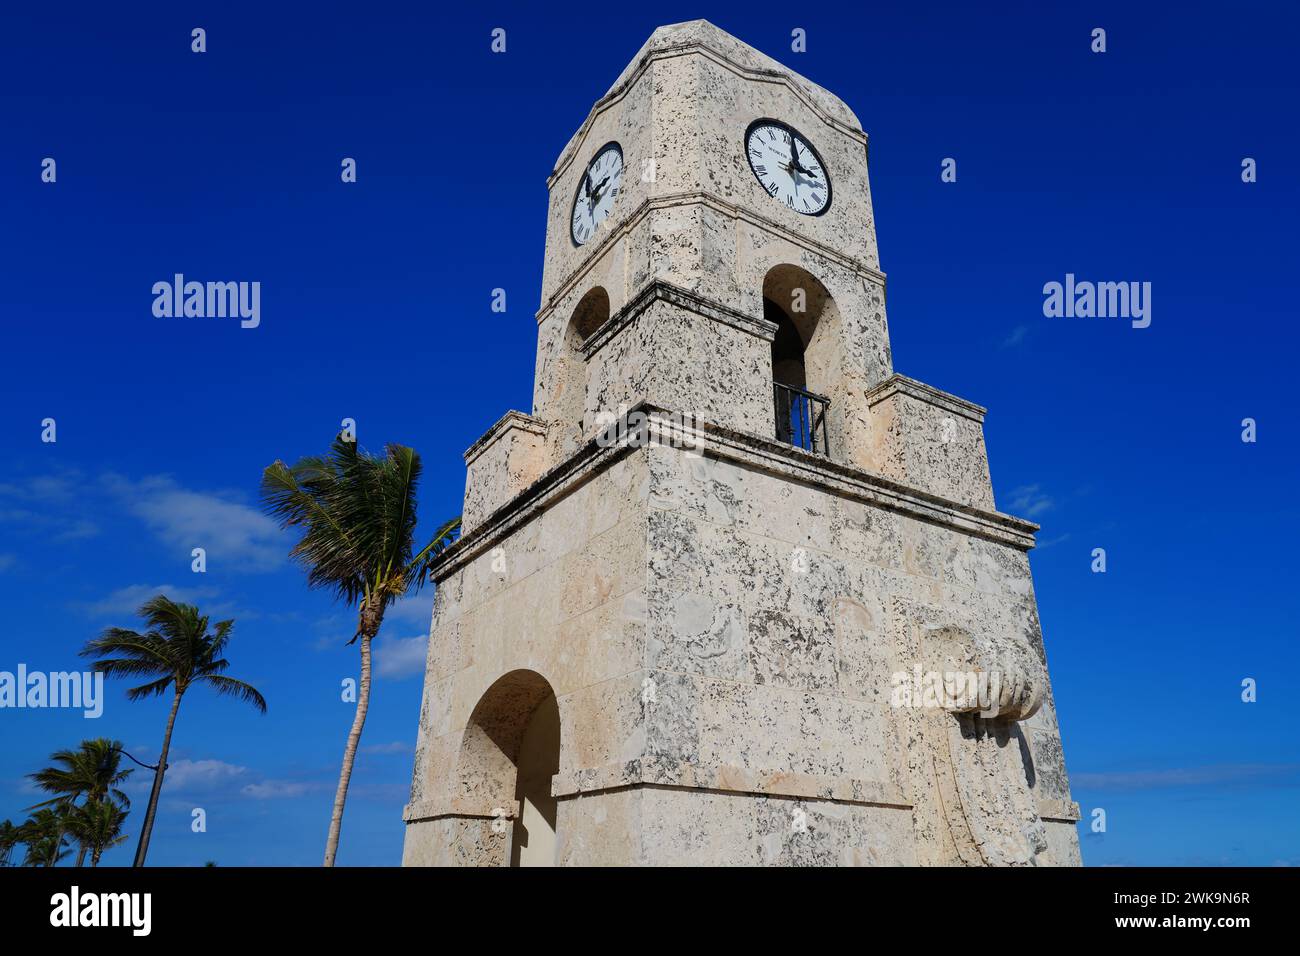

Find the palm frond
[[82, 596, 266, 718], [405, 516, 462, 593], [124, 675, 175, 701], [197, 676, 267, 714]]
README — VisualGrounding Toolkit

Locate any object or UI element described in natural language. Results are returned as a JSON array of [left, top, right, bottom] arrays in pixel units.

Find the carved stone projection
[[402, 20, 1081, 867]]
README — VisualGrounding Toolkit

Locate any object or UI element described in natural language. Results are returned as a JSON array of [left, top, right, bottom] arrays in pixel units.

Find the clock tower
[[403, 20, 1081, 866]]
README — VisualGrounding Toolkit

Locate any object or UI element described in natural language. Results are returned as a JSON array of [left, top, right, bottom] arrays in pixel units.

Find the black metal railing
[[773, 381, 830, 455]]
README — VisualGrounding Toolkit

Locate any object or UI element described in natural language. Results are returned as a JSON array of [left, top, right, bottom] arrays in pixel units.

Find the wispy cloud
[[0, 472, 102, 541], [1006, 484, 1054, 518], [1073, 763, 1300, 791], [374, 633, 428, 680], [361, 741, 411, 755], [1, 469, 284, 569], [80, 582, 222, 618], [241, 779, 330, 800], [385, 593, 435, 628], [121, 757, 337, 803], [124, 758, 249, 795], [102, 473, 283, 572], [1000, 324, 1032, 349]]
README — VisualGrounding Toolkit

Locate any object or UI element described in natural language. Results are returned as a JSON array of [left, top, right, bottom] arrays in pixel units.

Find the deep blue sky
[[2, 1, 1297, 866]]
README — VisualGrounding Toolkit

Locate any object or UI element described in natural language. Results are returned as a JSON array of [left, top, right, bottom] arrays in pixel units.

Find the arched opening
[[555, 286, 609, 454], [457, 669, 560, 867], [763, 266, 840, 455], [569, 286, 609, 346], [509, 693, 559, 867]]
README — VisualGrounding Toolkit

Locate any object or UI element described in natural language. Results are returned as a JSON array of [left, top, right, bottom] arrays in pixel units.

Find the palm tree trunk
[[75, 844, 87, 867], [323, 613, 379, 866], [133, 690, 183, 867]]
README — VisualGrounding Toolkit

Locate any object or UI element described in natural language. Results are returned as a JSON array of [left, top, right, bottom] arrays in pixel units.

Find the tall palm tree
[[80, 596, 267, 867], [261, 435, 460, 866], [20, 808, 69, 866], [68, 800, 130, 866], [27, 737, 132, 867], [0, 819, 19, 867]]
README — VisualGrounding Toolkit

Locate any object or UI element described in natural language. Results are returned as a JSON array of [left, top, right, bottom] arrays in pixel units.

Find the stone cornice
[[1037, 798, 1081, 823], [551, 756, 912, 809], [865, 374, 988, 423], [536, 190, 887, 326], [428, 404, 1040, 586], [404, 767, 1077, 822], [462, 410, 547, 466], [403, 796, 519, 824], [549, 38, 866, 190], [580, 279, 777, 359], [653, 408, 1037, 548]]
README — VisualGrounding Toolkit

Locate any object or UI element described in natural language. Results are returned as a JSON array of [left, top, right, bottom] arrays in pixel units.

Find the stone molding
[[462, 410, 547, 466], [403, 797, 519, 824], [1038, 799, 1082, 823], [580, 278, 778, 360], [551, 756, 912, 809], [865, 373, 988, 424], [403, 772, 1077, 824], [431, 403, 1039, 587], [537, 190, 888, 325]]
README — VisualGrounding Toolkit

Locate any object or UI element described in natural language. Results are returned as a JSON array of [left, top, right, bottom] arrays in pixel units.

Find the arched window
[[554, 286, 610, 454], [763, 266, 837, 455]]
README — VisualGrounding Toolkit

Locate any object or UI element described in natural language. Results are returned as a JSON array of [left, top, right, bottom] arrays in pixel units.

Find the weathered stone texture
[[404, 18, 1079, 867], [461, 411, 547, 534]]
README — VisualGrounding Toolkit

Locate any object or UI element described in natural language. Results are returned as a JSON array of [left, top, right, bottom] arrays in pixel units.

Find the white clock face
[[571, 143, 624, 245], [745, 121, 831, 216]]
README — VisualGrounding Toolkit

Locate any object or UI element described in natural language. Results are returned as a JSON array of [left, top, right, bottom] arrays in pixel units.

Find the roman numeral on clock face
[[744, 121, 831, 216], [571, 143, 625, 246]]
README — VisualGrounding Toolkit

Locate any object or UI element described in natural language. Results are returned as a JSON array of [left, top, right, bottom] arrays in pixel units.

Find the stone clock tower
[[402, 20, 1081, 866]]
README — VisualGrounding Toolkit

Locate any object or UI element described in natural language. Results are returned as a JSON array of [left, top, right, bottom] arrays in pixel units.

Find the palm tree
[[20, 808, 70, 866], [67, 800, 129, 866], [80, 596, 267, 867], [27, 738, 132, 866], [261, 435, 459, 866], [0, 819, 19, 867]]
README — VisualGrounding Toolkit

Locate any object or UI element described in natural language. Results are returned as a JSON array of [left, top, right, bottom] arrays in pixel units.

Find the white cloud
[[0, 473, 102, 541], [1000, 324, 1031, 349], [1074, 764, 1300, 791], [361, 741, 411, 755], [102, 473, 283, 572], [82, 582, 221, 618], [385, 593, 435, 628], [127, 758, 248, 794], [374, 633, 428, 680], [240, 780, 327, 799], [1006, 484, 1054, 519]]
